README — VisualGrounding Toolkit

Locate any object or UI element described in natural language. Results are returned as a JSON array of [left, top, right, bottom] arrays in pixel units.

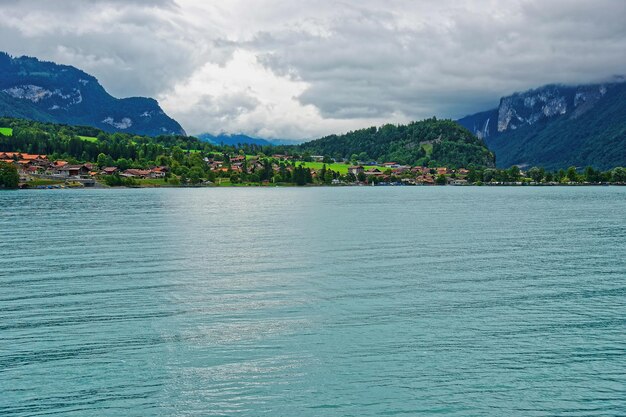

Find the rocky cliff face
[[458, 80, 621, 141], [0, 52, 186, 137], [457, 79, 626, 170], [495, 83, 609, 132]]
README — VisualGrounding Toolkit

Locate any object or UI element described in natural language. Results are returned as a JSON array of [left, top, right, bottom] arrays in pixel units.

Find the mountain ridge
[[0, 52, 186, 137], [197, 132, 302, 146], [457, 79, 626, 169], [197, 133, 274, 147]]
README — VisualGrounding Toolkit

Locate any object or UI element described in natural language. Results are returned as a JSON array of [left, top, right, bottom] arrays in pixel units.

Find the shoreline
[[14, 182, 626, 190]]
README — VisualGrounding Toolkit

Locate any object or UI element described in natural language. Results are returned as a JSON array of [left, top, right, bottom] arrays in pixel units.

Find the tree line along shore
[[1, 151, 625, 189]]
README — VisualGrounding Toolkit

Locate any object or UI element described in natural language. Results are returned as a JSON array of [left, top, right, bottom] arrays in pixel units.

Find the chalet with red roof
[[150, 166, 168, 178], [57, 164, 90, 177], [101, 167, 118, 175], [122, 169, 152, 178]]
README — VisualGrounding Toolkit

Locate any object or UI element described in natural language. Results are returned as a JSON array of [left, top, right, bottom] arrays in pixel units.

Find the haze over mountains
[[197, 133, 298, 147], [0, 53, 185, 137]]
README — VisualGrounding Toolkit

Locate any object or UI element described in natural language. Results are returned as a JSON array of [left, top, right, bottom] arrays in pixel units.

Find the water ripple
[[1, 187, 625, 416]]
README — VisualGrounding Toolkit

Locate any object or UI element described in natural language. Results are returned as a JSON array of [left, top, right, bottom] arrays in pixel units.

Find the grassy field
[[78, 135, 98, 143], [297, 161, 350, 174], [421, 143, 433, 156], [0, 127, 13, 136], [298, 161, 387, 174]]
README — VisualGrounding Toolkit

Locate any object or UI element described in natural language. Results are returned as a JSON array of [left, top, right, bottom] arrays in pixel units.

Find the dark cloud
[[0, 0, 624, 138], [251, 0, 626, 122], [0, 0, 220, 98]]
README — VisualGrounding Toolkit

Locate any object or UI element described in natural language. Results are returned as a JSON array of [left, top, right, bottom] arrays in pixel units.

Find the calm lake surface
[[1, 187, 625, 416]]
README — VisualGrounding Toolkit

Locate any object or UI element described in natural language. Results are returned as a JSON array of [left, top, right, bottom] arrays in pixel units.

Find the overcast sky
[[1, 0, 625, 139]]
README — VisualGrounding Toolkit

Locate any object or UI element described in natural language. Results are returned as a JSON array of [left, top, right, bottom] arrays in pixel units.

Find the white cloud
[[159, 49, 399, 139], [1, 0, 625, 139]]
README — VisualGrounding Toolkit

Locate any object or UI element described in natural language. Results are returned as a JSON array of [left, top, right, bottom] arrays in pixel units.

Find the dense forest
[[298, 118, 495, 168]]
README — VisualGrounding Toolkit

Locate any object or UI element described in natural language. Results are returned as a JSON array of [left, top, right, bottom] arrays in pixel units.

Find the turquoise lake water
[[1, 187, 625, 416]]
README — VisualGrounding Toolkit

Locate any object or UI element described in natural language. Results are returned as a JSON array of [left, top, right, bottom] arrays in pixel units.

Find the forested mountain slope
[[0, 52, 185, 137], [299, 118, 495, 168]]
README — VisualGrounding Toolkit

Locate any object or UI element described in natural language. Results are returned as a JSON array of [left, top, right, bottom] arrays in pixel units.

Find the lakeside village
[[1, 151, 466, 188], [2, 150, 626, 189]]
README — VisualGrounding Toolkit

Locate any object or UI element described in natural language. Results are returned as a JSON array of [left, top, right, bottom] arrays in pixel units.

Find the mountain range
[[1, 52, 624, 169], [0, 52, 185, 137], [196, 133, 301, 146], [197, 133, 274, 147], [457, 79, 626, 170]]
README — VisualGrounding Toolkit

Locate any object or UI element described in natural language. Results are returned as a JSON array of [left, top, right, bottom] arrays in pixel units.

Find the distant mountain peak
[[196, 132, 310, 146], [0, 52, 186, 137], [197, 132, 286, 146]]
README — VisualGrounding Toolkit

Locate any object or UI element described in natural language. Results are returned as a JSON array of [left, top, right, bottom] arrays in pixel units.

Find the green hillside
[[0, 117, 208, 162], [78, 135, 98, 143], [298, 118, 495, 168]]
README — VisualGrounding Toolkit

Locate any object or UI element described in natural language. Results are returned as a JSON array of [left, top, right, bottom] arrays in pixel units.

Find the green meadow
[[298, 161, 388, 174], [78, 135, 98, 143], [0, 127, 13, 136], [298, 161, 350, 174]]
